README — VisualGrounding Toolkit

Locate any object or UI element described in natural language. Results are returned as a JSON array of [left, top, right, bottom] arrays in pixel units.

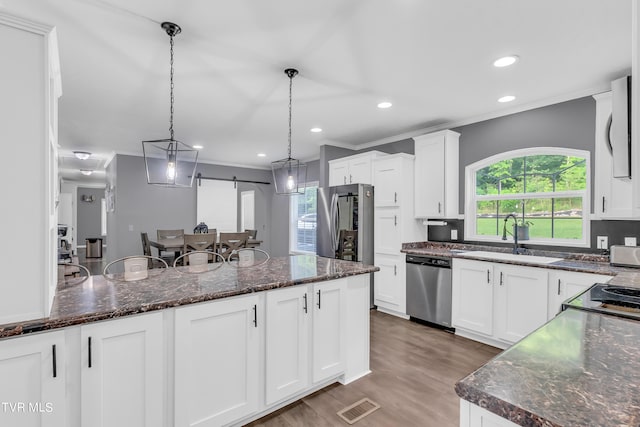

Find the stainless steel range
[[562, 283, 640, 321]]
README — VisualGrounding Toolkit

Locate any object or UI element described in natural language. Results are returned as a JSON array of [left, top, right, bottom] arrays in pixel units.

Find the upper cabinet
[[0, 12, 61, 323], [414, 130, 460, 218], [593, 92, 633, 219], [328, 151, 386, 186]]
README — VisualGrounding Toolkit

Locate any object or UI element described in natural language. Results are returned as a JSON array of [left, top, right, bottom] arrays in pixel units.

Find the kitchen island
[[0, 255, 377, 427], [456, 308, 640, 427]]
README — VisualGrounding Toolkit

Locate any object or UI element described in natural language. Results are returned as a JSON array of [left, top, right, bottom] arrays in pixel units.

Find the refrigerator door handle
[[330, 193, 339, 254]]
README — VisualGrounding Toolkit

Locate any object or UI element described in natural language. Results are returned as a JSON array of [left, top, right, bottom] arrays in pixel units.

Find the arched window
[[464, 147, 590, 247]]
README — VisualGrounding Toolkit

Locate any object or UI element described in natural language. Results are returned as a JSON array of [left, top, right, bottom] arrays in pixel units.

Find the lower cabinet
[[265, 286, 310, 405], [312, 280, 346, 383], [80, 312, 164, 427], [547, 270, 612, 318], [452, 259, 494, 336], [460, 400, 519, 427], [174, 294, 260, 427], [373, 253, 405, 314], [0, 331, 66, 427]]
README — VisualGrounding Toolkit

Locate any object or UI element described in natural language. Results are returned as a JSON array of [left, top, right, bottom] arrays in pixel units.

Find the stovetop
[[562, 283, 640, 321]]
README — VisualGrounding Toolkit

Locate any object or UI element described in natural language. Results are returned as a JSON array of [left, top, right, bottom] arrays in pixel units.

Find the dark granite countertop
[[401, 242, 640, 283], [0, 255, 377, 340], [455, 308, 640, 427]]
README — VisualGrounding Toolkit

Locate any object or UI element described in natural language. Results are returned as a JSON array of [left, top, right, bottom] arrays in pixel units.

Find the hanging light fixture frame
[[271, 68, 307, 195], [142, 22, 198, 187]]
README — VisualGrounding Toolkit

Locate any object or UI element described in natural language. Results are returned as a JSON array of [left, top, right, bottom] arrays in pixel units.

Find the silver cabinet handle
[[343, 176, 346, 185], [394, 215, 397, 226], [557, 279, 561, 295], [253, 304, 258, 327], [499, 271, 504, 286], [317, 290, 321, 309], [52, 345, 57, 378], [350, 174, 353, 183], [394, 265, 397, 275], [487, 270, 490, 284], [303, 293, 308, 313], [602, 196, 605, 213], [438, 202, 442, 213], [394, 192, 397, 204]]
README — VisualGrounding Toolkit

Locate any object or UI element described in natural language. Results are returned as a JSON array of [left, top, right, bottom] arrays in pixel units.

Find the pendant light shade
[[142, 22, 198, 187], [272, 68, 307, 195]]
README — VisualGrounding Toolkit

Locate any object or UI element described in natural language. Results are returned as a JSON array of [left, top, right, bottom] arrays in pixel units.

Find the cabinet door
[[374, 253, 403, 311], [329, 160, 349, 186], [452, 259, 493, 336], [312, 280, 346, 383], [81, 312, 164, 427], [373, 158, 401, 207], [265, 286, 310, 405], [548, 271, 613, 319], [349, 157, 372, 184], [175, 295, 260, 427], [414, 135, 445, 217], [467, 401, 520, 427], [374, 208, 401, 254], [494, 265, 548, 343], [0, 331, 65, 427]]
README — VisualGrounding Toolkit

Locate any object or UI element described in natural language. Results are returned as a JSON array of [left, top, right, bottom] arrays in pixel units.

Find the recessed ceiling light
[[377, 102, 392, 109], [310, 127, 323, 133], [493, 55, 519, 67], [498, 95, 516, 103], [192, 144, 203, 150], [80, 169, 93, 176], [73, 151, 91, 160], [257, 153, 266, 157]]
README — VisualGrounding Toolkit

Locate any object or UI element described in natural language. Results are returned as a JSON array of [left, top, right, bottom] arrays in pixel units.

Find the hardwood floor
[[247, 310, 501, 427]]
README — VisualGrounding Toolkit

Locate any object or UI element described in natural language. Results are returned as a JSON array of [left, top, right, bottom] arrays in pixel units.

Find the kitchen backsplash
[[426, 219, 639, 254]]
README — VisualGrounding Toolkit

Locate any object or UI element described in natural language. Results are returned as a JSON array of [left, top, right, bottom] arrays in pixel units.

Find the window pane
[[524, 197, 583, 240], [476, 154, 586, 195], [290, 185, 317, 253], [476, 200, 500, 236]]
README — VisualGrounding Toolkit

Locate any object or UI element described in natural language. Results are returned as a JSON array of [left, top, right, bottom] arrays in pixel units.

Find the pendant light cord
[[169, 33, 175, 141], [288, 73, 293, 160]]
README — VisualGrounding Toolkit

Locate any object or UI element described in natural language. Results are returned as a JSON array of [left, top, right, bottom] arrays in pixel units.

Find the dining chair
[[336, 229, 358, 261], [218, 232, 250, 261], [244, 229, 258, 239], [157, 229, 184, 259], [182, 233, 217, 264], [141, 232, 172, 268]]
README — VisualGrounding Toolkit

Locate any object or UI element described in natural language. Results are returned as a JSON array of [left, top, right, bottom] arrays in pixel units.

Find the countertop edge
[[0, 266, 378, 340]]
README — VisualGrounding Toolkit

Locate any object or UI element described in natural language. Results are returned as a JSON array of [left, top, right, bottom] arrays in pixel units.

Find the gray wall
[[452, 96, 596, 213], [108, 154, 279, 262], [77, 187, 105, 245]]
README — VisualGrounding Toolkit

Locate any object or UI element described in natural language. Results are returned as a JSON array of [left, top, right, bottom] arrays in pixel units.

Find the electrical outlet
[[596, 236, 608, 249], [625, 237, 637, 246], [128, 224, 134, 232], [451, 229, 458, 240]]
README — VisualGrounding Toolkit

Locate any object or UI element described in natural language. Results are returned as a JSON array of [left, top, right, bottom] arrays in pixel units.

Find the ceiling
[[1, 0, 632, 183]]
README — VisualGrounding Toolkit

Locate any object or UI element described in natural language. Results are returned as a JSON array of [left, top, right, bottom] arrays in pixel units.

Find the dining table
[[149, 237, 263, 253]]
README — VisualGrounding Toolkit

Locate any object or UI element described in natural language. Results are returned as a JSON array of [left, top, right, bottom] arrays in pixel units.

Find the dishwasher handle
[[406, 256, 451, 268]]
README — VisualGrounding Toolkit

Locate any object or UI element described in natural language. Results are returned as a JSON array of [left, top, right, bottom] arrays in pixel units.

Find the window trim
[[464, 147, 591, 248], [289, 181, 319, 255]]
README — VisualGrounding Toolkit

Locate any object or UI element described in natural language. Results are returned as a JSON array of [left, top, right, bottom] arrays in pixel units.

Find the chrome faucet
[[502, 214, 519, 254]]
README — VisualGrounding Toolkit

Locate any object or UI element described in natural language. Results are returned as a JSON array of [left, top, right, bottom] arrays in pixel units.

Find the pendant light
[[142, 22, 198, 187], [271, 68, 307, 195]]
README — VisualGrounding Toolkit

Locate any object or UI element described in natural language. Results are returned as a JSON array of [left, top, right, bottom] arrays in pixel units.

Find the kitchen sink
[[455, 251, 563, 265]]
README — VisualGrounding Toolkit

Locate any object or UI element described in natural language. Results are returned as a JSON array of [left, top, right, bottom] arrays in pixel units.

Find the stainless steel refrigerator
[[317, 184, 375, 306]]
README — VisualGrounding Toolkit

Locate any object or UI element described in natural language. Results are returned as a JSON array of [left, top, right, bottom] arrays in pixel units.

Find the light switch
[[128, 225, 134, 231], [625, 237, 637, 246]]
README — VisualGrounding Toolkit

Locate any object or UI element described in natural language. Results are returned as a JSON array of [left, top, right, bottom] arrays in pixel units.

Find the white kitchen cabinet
[[312, 280, 346, 383], [373, 154, 423, 317], [460, 400, 520, 427], [593, 92, 633, 219], [1, 12, 61, 323], [265, 286, 310, 405], [452, 259, 494, 336], [328, 151, 385, 186], [453, 259, 550, 347], [494, 264, 548, 343], [174, 294, 260, 427], [373, 253, 405, 312], [414, 130, 460, 219], [547, 270, 613, 318], [0, 331, 66, 427], [80, 312, 164, 427]]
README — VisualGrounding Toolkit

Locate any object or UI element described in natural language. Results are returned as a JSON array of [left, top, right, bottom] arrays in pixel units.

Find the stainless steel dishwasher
[[406, 255, 453, 329]]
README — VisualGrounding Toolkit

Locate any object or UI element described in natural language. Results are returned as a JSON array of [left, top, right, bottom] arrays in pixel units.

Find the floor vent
[[337, 398, 380, 424]]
